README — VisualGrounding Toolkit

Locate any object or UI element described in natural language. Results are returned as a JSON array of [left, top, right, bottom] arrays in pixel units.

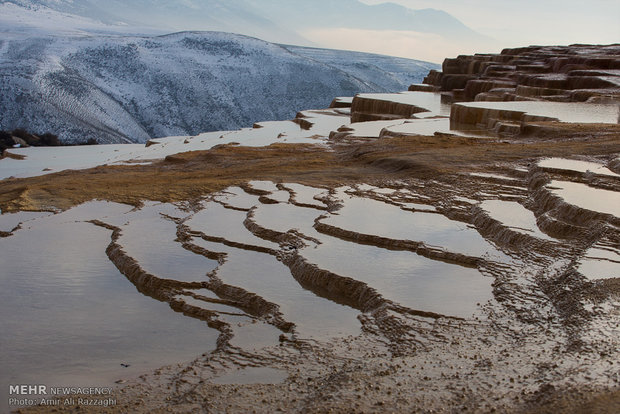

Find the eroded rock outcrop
[[350, 96, 430, 122], [423, 44, 620, 103]]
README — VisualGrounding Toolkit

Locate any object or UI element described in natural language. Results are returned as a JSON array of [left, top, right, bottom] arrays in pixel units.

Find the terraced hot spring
[[539, 158, 620, 177], [356, 92, 452, 117], [479, 199, 556, 241], [547, 180, 620, 217], [455, 101, 620, 124], [0, 182, 515, 410], [0, 202, 221, 410]]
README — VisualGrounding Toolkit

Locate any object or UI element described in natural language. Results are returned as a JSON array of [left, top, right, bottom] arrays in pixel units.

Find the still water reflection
[[0, 202, 219, 410]]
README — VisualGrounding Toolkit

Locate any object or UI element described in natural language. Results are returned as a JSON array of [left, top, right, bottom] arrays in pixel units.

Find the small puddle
[[548, 180, 620, 217], [539, 158, 620, 177], [118, 202, 219, 283], [211, 367, 288, 385], [265, 190, 291, 203], [456, 101, 620, 124], [186, 202, 278, 250], [226, 317, 283, 350], [282, 183, 327, 208], [212, 187, 260, 210], [322, 195, 507, 260], [191, 238, 361, 339], [578, 258, 620, 280], [480, 200, 555, 241], [247, 180, 278, 192], [578, 247, 620, 280]]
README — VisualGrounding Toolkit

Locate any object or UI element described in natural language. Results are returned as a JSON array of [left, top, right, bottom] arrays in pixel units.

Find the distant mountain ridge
[[0, 0, 485, 43], [0, 30, 438, 144]]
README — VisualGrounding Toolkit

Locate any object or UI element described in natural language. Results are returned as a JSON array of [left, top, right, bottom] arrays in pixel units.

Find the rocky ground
[[4, 44, 620, 413]]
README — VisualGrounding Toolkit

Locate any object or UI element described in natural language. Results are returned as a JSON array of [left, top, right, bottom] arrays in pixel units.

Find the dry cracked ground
[[0, 118, 618, 413]]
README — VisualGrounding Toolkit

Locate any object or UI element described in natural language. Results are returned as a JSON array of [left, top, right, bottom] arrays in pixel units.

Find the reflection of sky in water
[[480, 200, 555, 241], [250, 198, 492, 318], [191, 238, 361, 339], [539, 158, 620, 177], [548, 180, 620, 217], [118, 203, 219, 282], [212, 186, 261, 210], [0, 109, 347, 181], [578, 258, 620, 280], [578, 247, 620, 280], [248, 180, 279, 192], [356, 92, 451, 117], [0, 202, 219, 410], [387, 118, 481, 137], [186, 202, 277, 249], [323, 196, 505, 259], [303, 230, 492, 318], [252, 202, 323, 236], [282, 183, 327, 208], [0, 211, 52, 232], [457, 101, 619, 123]]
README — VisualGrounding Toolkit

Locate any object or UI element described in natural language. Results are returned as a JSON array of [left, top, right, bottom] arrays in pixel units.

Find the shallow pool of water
[[117, 202, 219, 283], [247, 180, 279, 193], [281, 183, 328, 208], [211, 367, 288, 385], [548, 180, 620, 217], [456, 101, 619, 124], [0, 211, 52, 232], [191, 238, 362, 339], [356, 92, 451, 117], [479, 200, 554, 241], [186, 202, 278, 250], [578, 258, 620, 280], [301, 231, 492, 318], [212, 186, 261, 210], [250, 198, 493, 318], [578, 247, 620, 280], [539, 158, 620, 178], [0, 202, 220, 411], [322, 195, 506, 260], [252, 202, 323, 238]]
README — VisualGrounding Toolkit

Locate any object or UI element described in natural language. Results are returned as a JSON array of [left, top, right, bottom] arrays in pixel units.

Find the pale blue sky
[[309, 0, 620, 61], [359, 0, 620, 46]]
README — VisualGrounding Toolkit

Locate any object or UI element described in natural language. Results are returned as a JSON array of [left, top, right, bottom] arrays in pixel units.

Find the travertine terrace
[[350, 44, 620, 138], [2, 44, 619, 414], [418, 44, 620, 103]]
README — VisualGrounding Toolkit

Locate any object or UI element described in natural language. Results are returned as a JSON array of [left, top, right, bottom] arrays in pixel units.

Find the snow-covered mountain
[[0, 30, 437, 143]]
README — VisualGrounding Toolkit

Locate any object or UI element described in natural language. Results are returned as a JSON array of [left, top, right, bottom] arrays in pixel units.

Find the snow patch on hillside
[[0, 31, 437, 144]]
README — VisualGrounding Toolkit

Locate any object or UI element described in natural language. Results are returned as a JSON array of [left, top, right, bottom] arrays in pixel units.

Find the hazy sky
[[331, 0, 620, 61], [360, 0, 620, 44]]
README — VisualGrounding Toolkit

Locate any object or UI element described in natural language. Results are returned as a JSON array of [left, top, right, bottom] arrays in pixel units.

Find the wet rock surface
[[351, 44, 620, 139]]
